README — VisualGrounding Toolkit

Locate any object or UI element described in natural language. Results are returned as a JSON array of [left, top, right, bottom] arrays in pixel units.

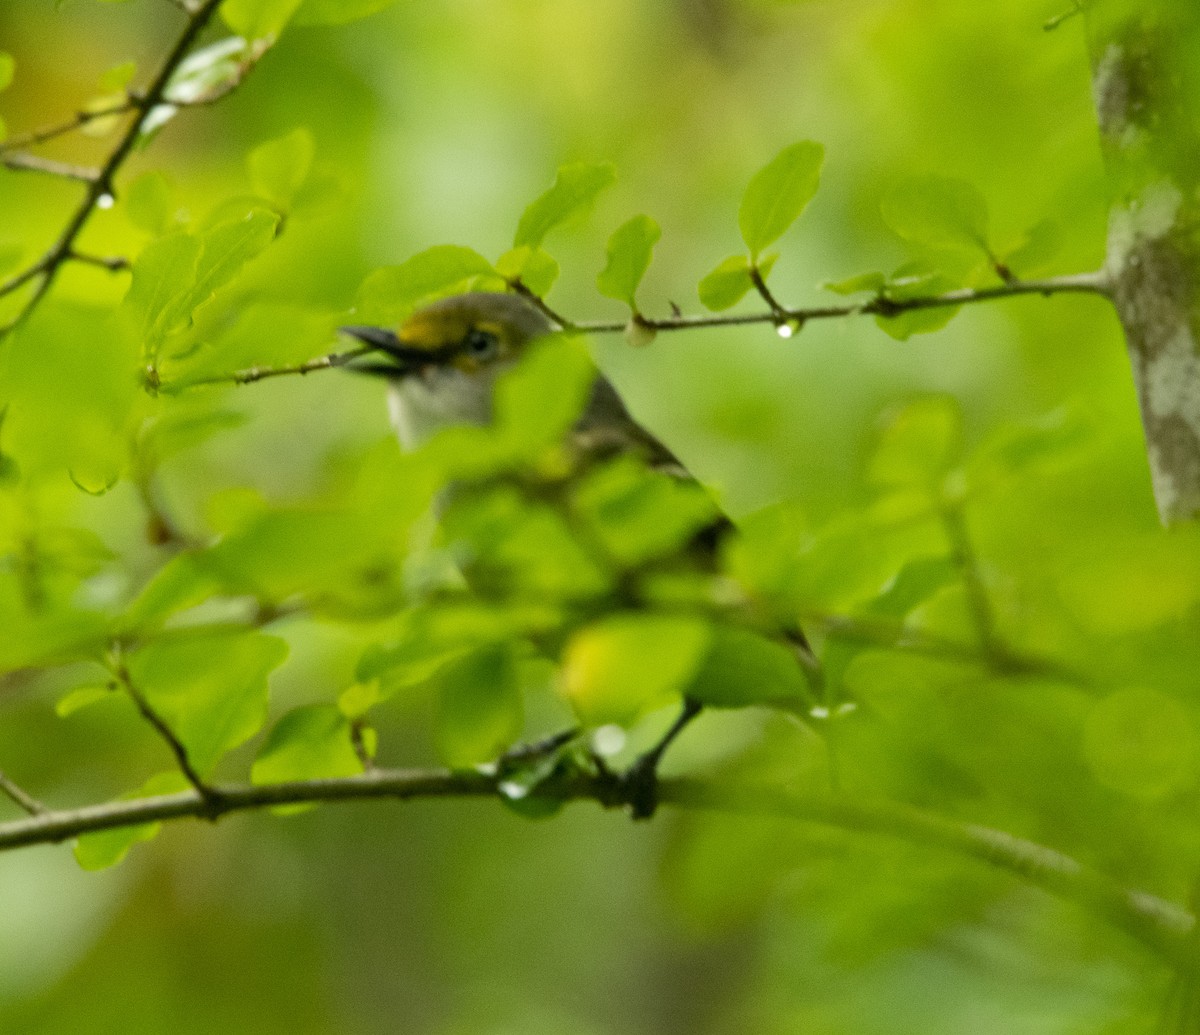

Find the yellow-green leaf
[[738, 141, 824, 259], [514, 162, 616, 248], [596, 214, 661, 309]]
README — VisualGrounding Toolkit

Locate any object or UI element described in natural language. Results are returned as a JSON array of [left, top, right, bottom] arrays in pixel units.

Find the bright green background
[[1, 1, 1197, 1032]]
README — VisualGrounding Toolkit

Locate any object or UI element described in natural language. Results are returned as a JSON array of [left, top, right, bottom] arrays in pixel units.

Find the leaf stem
[[0, 770, 48, 816]]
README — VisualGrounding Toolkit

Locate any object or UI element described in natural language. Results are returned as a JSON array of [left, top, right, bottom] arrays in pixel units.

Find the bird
[[340, 291, 815, 816]]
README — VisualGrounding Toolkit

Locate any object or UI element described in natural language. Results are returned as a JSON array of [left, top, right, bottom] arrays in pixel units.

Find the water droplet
[[591, 724, 626, 758], [96, 193, 115, 210], [775, 321, 794, 339]]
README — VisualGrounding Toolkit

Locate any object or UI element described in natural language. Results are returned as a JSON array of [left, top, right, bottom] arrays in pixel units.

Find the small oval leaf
[[738, 141, 824, 259], [514, 162, 617, 248], [596, 214, 661, 309]]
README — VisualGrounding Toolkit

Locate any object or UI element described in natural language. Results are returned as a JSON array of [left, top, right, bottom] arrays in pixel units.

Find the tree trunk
[[1085, 0, 1200, 524]]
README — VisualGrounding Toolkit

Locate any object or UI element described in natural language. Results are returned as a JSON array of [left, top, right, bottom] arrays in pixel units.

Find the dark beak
[[339, 325, 432, 377]]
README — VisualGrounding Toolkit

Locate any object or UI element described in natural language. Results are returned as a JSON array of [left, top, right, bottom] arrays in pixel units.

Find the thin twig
[[0, 100, 138, 153], [940, 501, 998, 651], [112, 662, 222, 808], [508, 278, 578, 330], [67, 251, 131, 273], [178, 271, 1113, 390], [1, 153, 99, 182], [576, 270, 1113, 335], [0, 770, 47, 816], [159, 346, 374, 391], [749, 264, 788, 320], [0, 0, 227, 337]]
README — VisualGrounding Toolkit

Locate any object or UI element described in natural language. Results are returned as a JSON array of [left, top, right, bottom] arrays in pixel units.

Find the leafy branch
[[0, 0, 240, 334], [171, 270, 1110, 391], [0, 767, 1191, 965]]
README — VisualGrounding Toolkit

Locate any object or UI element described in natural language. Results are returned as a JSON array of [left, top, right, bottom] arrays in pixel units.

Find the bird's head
[[340, 292, 560, 449], [340, 292, 554, 380]]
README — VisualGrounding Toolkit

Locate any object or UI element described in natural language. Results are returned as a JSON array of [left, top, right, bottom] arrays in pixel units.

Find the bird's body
[[340, 291, 815, 816]]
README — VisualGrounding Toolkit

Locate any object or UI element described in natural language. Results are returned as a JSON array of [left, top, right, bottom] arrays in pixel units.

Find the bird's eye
[[464, 328, 500, 359]]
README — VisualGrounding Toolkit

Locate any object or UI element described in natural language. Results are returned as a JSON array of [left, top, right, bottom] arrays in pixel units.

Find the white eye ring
[[465, 328, 500, 359]]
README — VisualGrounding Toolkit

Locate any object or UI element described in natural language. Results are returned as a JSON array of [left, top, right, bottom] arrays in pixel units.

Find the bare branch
[[1, 153, 100, 182], [0, 770, 47, 816], [67, 251, 131, 273], [159, 346, 374, 391], [0, 100, 138, 153], [0, 768, 1190, 966]]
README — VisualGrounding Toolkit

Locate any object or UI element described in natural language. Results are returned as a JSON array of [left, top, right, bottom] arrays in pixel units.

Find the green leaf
[[596, 215, 661, 309], [120, 553, 224, 634], [184, 208, 281, 314], [1001, 218, 1062, 276], [127, 630, 289, 777], [0, 115, 7, 144], [3, 303, 139, 485], [221, 0, 305, 41], [99, 59, 137, 92], [514, 162, 617, 248], [687, 627, 810, 709], [494, 246, 559, 297], [1083, 688, 1197, 800], [252, 704, 364, 793], [74, 772, 190, 871], [166, 303, 337, 385], [560, 614, 711, 727], [125, 209, 279, 357], [354, 246, 496, 325], [440, 487, 610, 599], [572, 456, 721, 567], [0, 53, 15, 93], [868, 555, 959, 618], [698, 254, 777, 311], [738, 141, 824, 259], [56, 683, 117, 719], [880, 174, 990, 253], [822, 271, 887, 296], [434, 643, 524, 769], [493, 334, 596, 454], [868, 396, 964, 492], [247, 127, 315, 208], [873, 262, 961, 341], [124, 233, 203, 348], [124, 171, 176, 236], [294, 0, 397, 24]]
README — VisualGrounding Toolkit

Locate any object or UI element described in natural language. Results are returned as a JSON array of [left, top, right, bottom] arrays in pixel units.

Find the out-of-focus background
[[0, 1, 1188, 1032]]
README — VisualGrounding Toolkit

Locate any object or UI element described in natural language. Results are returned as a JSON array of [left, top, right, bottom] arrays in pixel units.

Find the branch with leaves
[[0, 767, 1192, 966], [0, 0, 270, 333]]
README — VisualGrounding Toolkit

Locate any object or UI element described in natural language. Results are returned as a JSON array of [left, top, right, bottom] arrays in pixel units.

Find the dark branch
[[0, 0, 228, 336], [113, 663, 221, 808]]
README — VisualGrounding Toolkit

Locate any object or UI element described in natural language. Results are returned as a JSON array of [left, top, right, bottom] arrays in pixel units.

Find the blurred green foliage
[[0, 1, 1197, 1033]]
